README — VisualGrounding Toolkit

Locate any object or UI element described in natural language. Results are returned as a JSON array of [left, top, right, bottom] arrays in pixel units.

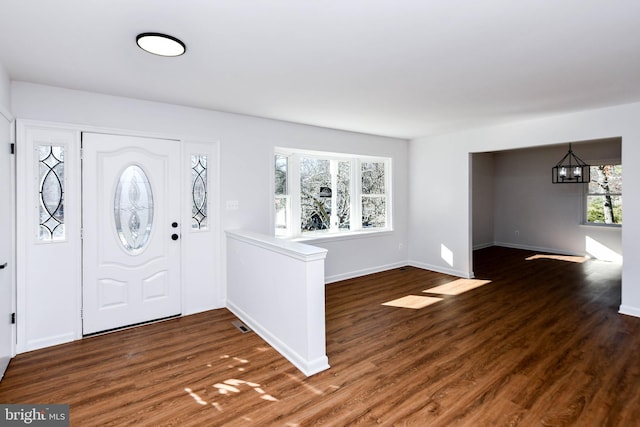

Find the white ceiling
[[1, 0, 639, 139]]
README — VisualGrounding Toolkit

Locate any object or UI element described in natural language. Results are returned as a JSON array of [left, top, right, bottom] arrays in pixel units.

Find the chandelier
[[552, 144, 590, 184]]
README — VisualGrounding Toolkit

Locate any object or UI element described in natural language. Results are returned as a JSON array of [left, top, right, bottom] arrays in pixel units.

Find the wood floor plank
[[1, 246, 638, 426]]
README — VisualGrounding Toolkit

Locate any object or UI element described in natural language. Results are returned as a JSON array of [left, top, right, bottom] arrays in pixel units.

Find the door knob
[[171, 234, 179, 241], [0, 262, 6, 270]]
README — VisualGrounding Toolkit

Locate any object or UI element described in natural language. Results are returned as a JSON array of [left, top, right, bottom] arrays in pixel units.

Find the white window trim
[[274, 147, 392, 240], [582, 159, 622, 227]]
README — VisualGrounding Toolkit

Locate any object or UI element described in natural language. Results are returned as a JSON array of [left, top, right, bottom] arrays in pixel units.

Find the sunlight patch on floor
[[184, 351, 280, 413], [525, 254, 588, 263], [184, 387, 208, 405], [285, 373, 324, 395], [213, 379, 279, 401], [382, 295, 443, 309], [219, 354, 250, 371], [423, 278, 492, 295]]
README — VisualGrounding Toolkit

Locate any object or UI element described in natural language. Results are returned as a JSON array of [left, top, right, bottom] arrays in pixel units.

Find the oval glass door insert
[[114, 165, 154, 253]]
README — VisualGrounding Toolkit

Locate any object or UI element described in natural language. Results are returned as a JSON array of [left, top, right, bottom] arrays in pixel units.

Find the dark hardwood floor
[[1, 246, 638, 426]]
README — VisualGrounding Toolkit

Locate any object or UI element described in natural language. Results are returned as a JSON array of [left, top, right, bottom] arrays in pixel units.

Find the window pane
[[114, 165, 154, 252], [275, 155, 288, 195], [275, 196, 288, 234], [362, 162, 385, 194], [589, 164, 622, 194], [587, 195, 622, 225], [38, 145, 65, 241], [274, 149, 391, 237], [300, 157, 330, 232], [337, 161, 350, 229], [191, 155, 208, 230], [587, 164, 622, 225], [362, 196, 386, 228], [362, 161, 385, 228]]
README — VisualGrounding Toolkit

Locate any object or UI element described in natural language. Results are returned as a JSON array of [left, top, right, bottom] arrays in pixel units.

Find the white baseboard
[[472, 241, 494, 251], [619, 305, 640, 318], [226, 300, 330, 377], [22, 332, 77, 353], [492, 241, 585, 257], [325, 242, 593, 285], [183, 301, 225, 317], [407, 260, 472, 279], [325, 261, 407, 284]]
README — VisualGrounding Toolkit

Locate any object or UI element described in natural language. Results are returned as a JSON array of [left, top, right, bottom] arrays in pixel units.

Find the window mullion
[[289, 154, 302, 237], [274, 149, 391, 237], [330, 160, 339, 232], [352, 158, 361, 231], [385, 158, 391, 229]]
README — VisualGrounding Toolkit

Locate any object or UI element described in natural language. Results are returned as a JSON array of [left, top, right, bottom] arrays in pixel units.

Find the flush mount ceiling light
[[552, 143, 590, 184], [136, 32, 186, 57]]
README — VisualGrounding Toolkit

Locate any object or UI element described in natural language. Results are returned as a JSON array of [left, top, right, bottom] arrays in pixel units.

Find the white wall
[[409, 102, 640, 316], [11, 82, 409, 300], [491, 140, 621, 259], [471, 152, 494, 249], [16, 124, 82, 351], [408, 139, 471, 277], [0, 62, 10, 110], [0, 61, 15, 370], [226, 230, 329, 376]]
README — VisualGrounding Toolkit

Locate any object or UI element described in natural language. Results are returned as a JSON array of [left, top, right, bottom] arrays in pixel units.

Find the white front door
[[82, 133, 181, 335], [0, 115, 13, 379]]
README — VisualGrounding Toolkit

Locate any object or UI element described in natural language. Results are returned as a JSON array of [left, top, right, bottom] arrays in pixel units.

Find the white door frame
[[16, 122, 82, 353], [16, 119, 221, 354], [0, 106, 16, 379]]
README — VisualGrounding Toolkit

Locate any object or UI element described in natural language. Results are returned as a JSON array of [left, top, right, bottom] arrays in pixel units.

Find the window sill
[[579, 223, 622, 228], [284, 228, 394, 244]]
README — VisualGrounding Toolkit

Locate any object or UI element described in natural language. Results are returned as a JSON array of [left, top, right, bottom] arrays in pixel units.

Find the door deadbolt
[[171, 222, 178, 228]]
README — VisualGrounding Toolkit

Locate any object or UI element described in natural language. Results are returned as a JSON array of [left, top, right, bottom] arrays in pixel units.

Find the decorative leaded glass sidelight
[[38, 145, 65, 241], [191, 155, 208, 230], [114, 165, 154, 252]]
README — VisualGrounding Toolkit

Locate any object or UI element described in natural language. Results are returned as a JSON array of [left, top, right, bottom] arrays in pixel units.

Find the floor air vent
[[232, 320, 252, 333]]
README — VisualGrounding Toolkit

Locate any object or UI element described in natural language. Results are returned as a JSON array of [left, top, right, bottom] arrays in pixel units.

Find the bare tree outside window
[[337, 161, 351, 229], [361, 162, 386, 228], [300, 157, 331, 231], [587, 164, 622, 225], [275, 155, 289, 234], [275, 149, 390, 237], [275, 155, 287, 196]]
